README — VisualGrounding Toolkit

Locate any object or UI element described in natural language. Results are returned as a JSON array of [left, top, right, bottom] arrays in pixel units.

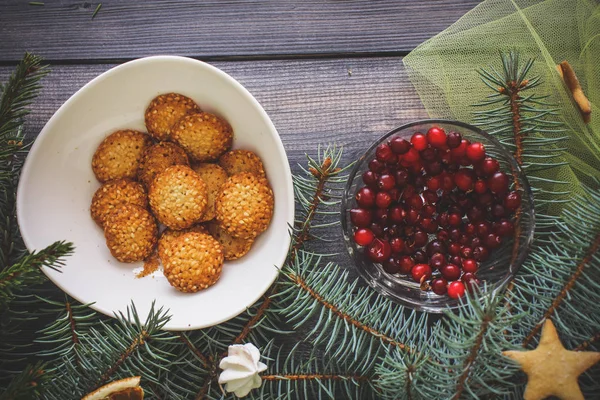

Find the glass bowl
[[341, 119, 535, 312]]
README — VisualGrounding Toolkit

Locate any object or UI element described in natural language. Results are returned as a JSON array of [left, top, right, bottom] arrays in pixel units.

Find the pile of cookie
[[90, 93, 274, 293]]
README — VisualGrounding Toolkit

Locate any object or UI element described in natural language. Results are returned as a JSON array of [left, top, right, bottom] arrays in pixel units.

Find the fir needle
[[29, 2, 44, 5], [92, 3, 102, 19]]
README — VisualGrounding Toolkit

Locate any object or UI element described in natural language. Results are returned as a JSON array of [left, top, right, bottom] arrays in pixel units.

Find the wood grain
[[0, 57, 429, 257], [0, 0, 478, 62]]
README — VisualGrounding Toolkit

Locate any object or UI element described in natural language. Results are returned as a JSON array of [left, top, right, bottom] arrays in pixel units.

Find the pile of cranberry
[[349, 126, 520, 299]]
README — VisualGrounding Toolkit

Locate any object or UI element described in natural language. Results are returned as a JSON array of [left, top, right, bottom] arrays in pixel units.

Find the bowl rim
[[341, 118, 535, 312], [16, 55, 295, 330]]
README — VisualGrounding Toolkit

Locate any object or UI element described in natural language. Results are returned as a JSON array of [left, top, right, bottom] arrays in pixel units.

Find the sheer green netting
[[403, 0, 600, 203]]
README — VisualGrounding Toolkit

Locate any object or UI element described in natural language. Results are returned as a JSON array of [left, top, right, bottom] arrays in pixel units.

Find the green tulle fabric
[[403, 0, 600, 199]]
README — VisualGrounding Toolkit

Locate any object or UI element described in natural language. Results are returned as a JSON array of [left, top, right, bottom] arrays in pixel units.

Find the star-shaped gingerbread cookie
[[503, 319, 600, 400]]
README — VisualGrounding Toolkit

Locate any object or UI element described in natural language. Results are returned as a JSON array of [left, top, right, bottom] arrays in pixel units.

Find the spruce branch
[[0, 361, 48, 400], [575, 331, 600, 352]]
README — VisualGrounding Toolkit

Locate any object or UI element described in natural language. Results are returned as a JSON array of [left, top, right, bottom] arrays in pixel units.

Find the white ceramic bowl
[[17, 56, 294, 330]]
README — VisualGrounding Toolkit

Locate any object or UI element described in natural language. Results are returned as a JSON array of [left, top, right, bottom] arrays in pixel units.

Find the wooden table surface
[[0, 0, 478, 321]]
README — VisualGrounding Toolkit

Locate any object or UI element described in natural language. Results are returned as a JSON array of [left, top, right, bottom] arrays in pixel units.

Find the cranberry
[[414, 175, 426, 190], [427, 176, 441, 191], [401, 185, 417, 200], [413, 250, 428, 264], [474, 180, 487, 194], [420, 218, 438, 234], [389, 206, 405, 223], [448, 242, 461, 256], [369, 158, 385, 173], [411, 133, 428, 151], [464, 223, 476, 235], [471, 237, 482, 248], [420, 147, 437, 162], [448, 213, 462, 227], [353, 228, 375, 246], [454, 168, 475, 192], [473, 246, 489, 261], [450, 255, 462, 266], [376, 143, 395, 162], [382, 256, 401, 274], [481, 157, 500, 175], [431, 278, 449, 295], [407, 194, 424, 210], [491, 203, 506, 218], [403, 148, 420, 164], [378, 174, 396, 191], [476, 222, 491, 238], [388, 224, 400, 237], [449, 228, 461, 242], [405, 208, 421, 225], [437, 212, 449, 227], [440, 150, 452, 165], [448, 281, 466, 299], [350, 208, 372, 227], [411, 264, 432, 282], [388, 188, 401, 202], [494, 219, 514, 237], [370, 223, 385, 238], [504, 191, 521, 211], [488, 171, 509, 194], [362, 170, 378, 187], [356, 187, 376, 207], [424, 161, 443, 176], [398, 256, 415, 274], [462, 272, 479, 288], [476, 191, 494, 206], [440, 264, 461, 280], [427, 126, 447, 148], [390, 237, 405, 253], [413, 231, 428, 247], [367, 238, 391, 263], [460, 246, 473, 259], [376, 191, 393, 209], [429, 253, 446, 269], [441, 173, 456, 192], [390, 137, 411, 155], [462, 258, 478, 273], [450, 139, 469, 158], [466, 142, 486, 162], [426, 239, 446, 256], [403, 242, 415, 255], [422, 204, 437, 217], [395, 169, 410, 186], [446, 131, 462, 149], [373, 208, 389, 224], [467, 206, 485, 223], [484, 233, 502, 249]]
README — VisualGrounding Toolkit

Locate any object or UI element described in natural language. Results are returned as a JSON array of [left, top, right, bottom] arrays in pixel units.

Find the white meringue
[[218, 343, 268, 398]]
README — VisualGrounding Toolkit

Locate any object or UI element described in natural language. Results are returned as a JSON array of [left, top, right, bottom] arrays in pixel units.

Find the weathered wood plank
[[0, 57, 429, 257], [0, 0, 478, 62]]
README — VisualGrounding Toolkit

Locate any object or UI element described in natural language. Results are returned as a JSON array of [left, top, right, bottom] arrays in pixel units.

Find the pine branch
[[0, 361, 47, 400], [575, 331, 600, 352]]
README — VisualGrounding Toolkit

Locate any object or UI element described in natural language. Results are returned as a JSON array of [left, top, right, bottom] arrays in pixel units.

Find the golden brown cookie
[[163, 232, 224, 293], [157, 225, 209, 264], [206, 221, 253, 260], [137, 142, 190, 188], [215, 172, 274, 239], [171, 112, 233, 162], [148, 165, 208, 230], [104, 204, 158, 263], [90, 179, 147, 228], [192, 163, 229, 222], [144, 93, 201, 141], [218, 149, 266, 178], [91, 130, 153, 183]]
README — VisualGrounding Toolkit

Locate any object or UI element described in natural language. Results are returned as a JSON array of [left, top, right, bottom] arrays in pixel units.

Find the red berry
[[448, 213, 462, 227], [422, 204, 437, 217], [355, 187, 376, 207], [407, 194, 424, 210], [429, 253, 446, 269], [376, 143, 395, 162], [390, 237, 405, 253], [448, 242, 461, 256], [420, 148, 437, 162], [494, 219, 514, 237], [411, 263, 432, 282], [466, 142, 486, 162], [424, 161, 443, 176], [390, 137, 411, 154], [389, 206, 405, 223], [440, 263, 461, 281], [474, 180, 487, 194], [370, 223, 385, 238], [413, 250, 427, 264], [373, 208, 389, 224], [426, 240, 447, 256], [382, 256, 401, 274], [476, 222, 491, 238], [427, 126, 447, 148], [375, 191, 392, 208], [403, 148, 420, 164], [484, 233, 502, 249], [448, 281, 466, 299], [437, 229, 449, 242], [450, 139, 469, 158], [431, 278, 449, 295], [413, 231, 428, 247], [395, 169, 410, 186], [488, 172, 509, 194], [460, 246, 473, 259], [411, 133, 428, 151], [481, 157, 500, 175], [473, 246, 490, 261], [462, 272, 479, 289], [420, 218, 438, 234], [362, 171, 378, 187], [454, 168, 476, 192], [462, 258, 478, 273], [427, 176, 441, 191], [467, 206, 485, 223], [369, 159, 385, 173], [405, 208, 421, 225], [367, 238, 391, 263], [378, 174, 396, 191], [350, 208, 372, 228], [388, 188, 401, 202], [446, 131, 462, 149], [504, 191, 522, 211], [398, 256, 415, 274], [354, 228, 375, 246], [441, 173, 456, 191], [422, 190, 439, 205]]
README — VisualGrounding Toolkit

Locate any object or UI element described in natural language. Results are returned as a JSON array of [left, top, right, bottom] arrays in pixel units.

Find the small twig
[[574, 331, 600, 352], [405, 365, 415, 400], [65, 301, 81, 369], [451, 316, 491, 400], [92, 3, 102, 19], [523, 231, 600, 346], [177, 332, 210, 369]]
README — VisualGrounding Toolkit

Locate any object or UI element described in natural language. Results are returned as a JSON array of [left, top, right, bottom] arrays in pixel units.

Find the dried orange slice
[[82, 376, 143, 400]]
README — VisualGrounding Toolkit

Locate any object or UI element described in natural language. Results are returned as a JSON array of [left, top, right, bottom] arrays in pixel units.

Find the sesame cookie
[[171, 112, 233, 162], [206, 221, 253, 260], [138, 142, 190, 188], [163, 232, 224, 293], [90, 179, 147, 228], [148, 165, 208, 230], [92, 130, 152, 183], [104, 204, 158, 263], [157, 225, 209, 264], [144, 93, 201, 141], [218, 149, 266, 178], [192, 163, 229, 222], [215, 172, 274, 239]]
